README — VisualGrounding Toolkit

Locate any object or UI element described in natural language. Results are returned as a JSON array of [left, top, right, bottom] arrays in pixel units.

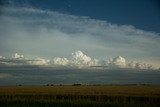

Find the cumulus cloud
[[1, 53, 30, 65], [0, 56, 5, 59], [53, 57, 69, 66], [0, 56, 8, 65], [0, 4, 160, 68], [108, 56, 126, 68], [0, 53, 50, 66], [71, 51, 94, 66], [127, 61, 155, 70], [12, 53, 24, 59], [0, 51, 158, 70], [70, 51, 99, 68], [52, 51, 98, 68], [28, 58, 50, 66]]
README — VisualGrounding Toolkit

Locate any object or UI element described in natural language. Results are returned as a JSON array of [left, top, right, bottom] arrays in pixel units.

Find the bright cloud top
[[108, 56, 126, 68], [0, 5, 160, 67], [12, 53, 24, 59]]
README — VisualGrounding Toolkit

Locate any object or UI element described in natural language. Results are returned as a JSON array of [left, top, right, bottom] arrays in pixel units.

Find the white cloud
[[0, 51, 158, 70], [0, 53, 27, 65], [0, 53, 50, 66], [108, 56, 126, 68], [53, 57, 69, 66], [0, 56, 10, 65], [71, 51, 91, 65], [0, 56, 5, 59], [28, 58, 50, 66], [12, 53, 25, 59], [71, 51, 99, 67], [52, 51, 99, 68], [127, 61, 155, 70]]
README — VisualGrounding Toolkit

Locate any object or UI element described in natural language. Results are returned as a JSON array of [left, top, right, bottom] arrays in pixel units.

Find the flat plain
[[0, 85, 160, 107]]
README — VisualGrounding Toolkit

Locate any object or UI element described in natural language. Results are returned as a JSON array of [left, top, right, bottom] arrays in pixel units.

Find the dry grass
[[0, 85, 160, 107], [1, 85, 160, 95]]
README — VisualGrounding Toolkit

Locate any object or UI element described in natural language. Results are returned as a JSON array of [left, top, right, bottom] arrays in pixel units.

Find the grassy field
[[0, 85, 160, 107]]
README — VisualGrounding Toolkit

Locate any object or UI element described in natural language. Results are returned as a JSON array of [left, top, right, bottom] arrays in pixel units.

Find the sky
[[0, 0, 160, 68], [2, 0, 160, 32]]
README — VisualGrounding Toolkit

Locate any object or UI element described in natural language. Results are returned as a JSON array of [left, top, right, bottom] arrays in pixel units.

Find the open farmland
[[0, 85, 160, 107]]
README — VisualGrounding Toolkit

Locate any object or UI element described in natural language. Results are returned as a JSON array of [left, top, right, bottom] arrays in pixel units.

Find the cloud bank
[[0, 51, 158, 70], [0, 4, 160, 68]]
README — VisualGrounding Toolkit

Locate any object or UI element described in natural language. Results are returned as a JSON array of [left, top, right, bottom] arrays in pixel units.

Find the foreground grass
[[0, 85, 160, 107]]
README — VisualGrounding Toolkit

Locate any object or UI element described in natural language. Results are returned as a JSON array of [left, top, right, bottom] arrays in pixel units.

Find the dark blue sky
[[2, 0, 160, 33]]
